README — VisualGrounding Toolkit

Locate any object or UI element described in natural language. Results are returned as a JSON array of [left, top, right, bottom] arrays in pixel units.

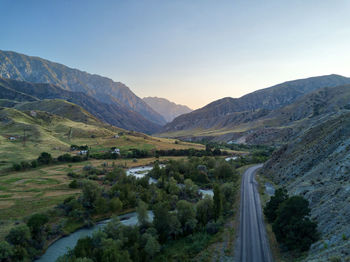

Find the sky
[[1, 0, 350, 109]]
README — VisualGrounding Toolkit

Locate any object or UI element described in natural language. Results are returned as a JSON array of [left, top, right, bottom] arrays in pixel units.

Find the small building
[[78, 150, 88, 155], [9, 137, 16, 141], [111, 148, 120, 154], [113, 135, 119, 138]]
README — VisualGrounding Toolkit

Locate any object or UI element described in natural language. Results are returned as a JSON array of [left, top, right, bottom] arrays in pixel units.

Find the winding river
[[36, 211, 154, 262]]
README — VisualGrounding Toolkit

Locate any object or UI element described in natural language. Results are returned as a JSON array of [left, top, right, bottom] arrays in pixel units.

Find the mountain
[[0, 77, 161, 134], [143, 97, 192, 122], [0, 50, 166, 125], [261, 110, 350, 261], [159, 75, 350, 141]]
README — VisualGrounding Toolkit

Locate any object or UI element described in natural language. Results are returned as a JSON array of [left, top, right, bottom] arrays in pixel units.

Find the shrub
[[12, 163, 21, 171], [37, 152, 52, 165], [69, 180, 79, 189], [272, 196, 319, 251], [31, 160, 38, 168], [264, 188, 288, 223]]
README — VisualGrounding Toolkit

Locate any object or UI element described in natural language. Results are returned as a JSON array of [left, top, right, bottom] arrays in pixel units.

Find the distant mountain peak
[[143, 96, 192, 122]]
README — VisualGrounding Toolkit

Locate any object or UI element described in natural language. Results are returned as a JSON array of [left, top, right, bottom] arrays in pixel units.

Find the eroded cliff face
[[262, 111, 350, 261]]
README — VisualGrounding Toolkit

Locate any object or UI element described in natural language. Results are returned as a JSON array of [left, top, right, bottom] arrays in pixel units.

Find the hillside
[[143, 96, 192, 122], [0, 77, 161, 134], [0, 106, 204, 170], [161, 75, 350, 137], [0, 50, 166, 125], [13, 99, 103, 126], [261, 111, 350, 261]]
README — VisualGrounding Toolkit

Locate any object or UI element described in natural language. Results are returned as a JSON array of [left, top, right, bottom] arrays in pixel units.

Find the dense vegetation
[[264, 188, 319, 252], [2, 156, 244, 262]]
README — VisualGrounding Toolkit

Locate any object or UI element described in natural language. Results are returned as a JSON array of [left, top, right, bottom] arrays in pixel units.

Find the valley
[[0, 50, 350, 262]]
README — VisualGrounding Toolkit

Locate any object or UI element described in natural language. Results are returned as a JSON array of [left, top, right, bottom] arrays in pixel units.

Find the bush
[[69, 180, 79, 189], [264, 188, 288, 223], [272, 196, 319, 251], [31, 160, 38, 168], [12, 163, 21, 171], [37, 152, 52, 165]]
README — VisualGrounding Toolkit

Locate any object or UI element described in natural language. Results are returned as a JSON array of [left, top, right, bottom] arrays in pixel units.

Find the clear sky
[[1, 0, 350, 109]]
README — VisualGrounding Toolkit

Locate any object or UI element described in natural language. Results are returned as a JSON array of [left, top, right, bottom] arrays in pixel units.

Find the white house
[[111, 148, 120, 154], [78, 150, 88, 155]]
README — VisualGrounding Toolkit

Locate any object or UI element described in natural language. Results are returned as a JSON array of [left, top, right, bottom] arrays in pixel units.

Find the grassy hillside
[[0, 106, 204, 171]]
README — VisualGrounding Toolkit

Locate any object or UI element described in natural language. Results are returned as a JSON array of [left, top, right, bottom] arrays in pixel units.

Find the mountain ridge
[[160, 74, 350, 140], [0, 77, 161, 134], [0, 50, 166, 125]]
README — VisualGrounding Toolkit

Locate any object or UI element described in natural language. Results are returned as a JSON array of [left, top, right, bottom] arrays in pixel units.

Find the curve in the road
[[235, 164, 273, 262]]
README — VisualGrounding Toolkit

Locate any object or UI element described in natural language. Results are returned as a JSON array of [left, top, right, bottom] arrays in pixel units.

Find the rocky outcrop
[[262, 111, 350, 261]]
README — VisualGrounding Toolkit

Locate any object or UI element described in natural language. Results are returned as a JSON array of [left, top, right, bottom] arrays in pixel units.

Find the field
[[0, 156, 190, 240]]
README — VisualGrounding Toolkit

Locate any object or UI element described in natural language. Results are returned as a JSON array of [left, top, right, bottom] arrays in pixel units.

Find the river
[[35, 211, 153, 262]]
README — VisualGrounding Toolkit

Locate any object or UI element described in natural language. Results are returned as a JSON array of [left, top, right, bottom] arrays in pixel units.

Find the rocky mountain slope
[[262, 111, 350, 261], [0, 50, 166, 125], [0, 77, 161, 133], [162, 75, 350, 137], [143, 96, 192, 122]]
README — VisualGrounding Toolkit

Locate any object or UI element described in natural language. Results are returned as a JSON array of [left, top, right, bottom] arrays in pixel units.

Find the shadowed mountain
[[0, 50, 166, 125], [143, 96, 192, 122], [160, 74, 350, 141], [0, 77, 161, 134]]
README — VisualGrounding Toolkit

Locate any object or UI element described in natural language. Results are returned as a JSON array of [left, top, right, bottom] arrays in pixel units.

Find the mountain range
[[159, 74, 350, 144], [143, 96, 192, 122], [0, 50, 166, 127]]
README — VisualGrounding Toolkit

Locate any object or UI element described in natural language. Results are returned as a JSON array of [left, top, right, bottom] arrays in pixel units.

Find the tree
[[272, 196, 319, 251], [213, 184, 222, 221], [101, 239, 132, 262], [109, 197, 122, 213], [0, 241, 13, 262], [176, 200, 197, 234], [184, 179, 198, 199], [81, 180, 101, 209], [37, 152, 52, 165], [167, 213, 182, 239], [144, 234, 160, 259], [6, 225, 31, 247], [153, 202, 172, 242], [74, 236, 94, 258], [264, 188, 288, 223], [214, 162, 233, 180], [196, 196, 214, 226], [220, 182, 236, 214], [136, 200, 149, 227], [27, 213, 49, 247]]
